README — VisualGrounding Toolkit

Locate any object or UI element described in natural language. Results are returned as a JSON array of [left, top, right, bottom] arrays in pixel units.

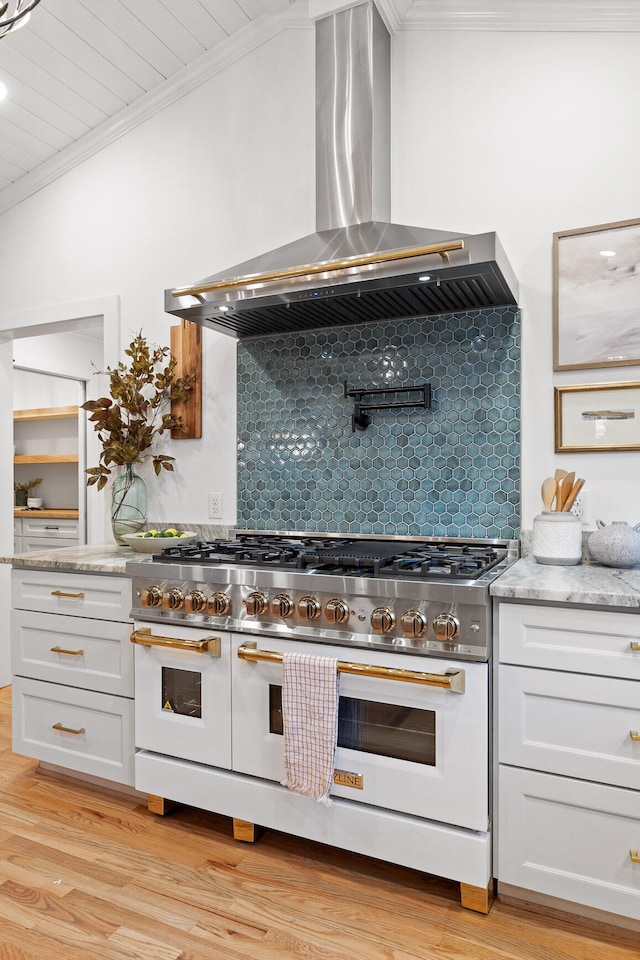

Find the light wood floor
[[0, 686, 637, 960]]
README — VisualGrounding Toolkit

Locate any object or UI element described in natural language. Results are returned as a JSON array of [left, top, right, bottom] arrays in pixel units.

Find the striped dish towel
[[281, 651, 340, 805]]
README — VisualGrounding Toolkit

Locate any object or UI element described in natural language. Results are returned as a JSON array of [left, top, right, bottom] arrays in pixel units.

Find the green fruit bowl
[[122, 531, 197, 553]]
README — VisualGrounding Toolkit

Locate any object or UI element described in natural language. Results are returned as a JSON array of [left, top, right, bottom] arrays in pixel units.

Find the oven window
[[161, 667, 202, 718], [269, 685, 435, 766]]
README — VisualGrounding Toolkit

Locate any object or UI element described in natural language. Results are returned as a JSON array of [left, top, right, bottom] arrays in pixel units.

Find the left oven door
[[132, 621, 232, 768]]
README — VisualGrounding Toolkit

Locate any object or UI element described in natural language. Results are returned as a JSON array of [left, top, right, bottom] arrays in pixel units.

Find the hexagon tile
[[237, 308, 520, 538]]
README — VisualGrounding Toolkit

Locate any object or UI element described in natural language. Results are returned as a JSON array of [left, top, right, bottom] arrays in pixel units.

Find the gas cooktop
[[151, 533, 508, 582]]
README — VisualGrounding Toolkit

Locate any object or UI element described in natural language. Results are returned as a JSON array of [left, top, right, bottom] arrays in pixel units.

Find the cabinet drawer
[[21, 517, 79, 539], [21, 536, 79, 553], [499, 665, 640, 789], [498, 603, 640, 680], [12, 677, 134, 786], [498, 766, 640, 921], [11, 610, 133, 696], [12, 569, 131, 622]]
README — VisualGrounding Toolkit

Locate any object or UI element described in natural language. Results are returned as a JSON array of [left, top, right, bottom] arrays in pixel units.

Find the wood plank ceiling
[[0, 0, 638, 213]]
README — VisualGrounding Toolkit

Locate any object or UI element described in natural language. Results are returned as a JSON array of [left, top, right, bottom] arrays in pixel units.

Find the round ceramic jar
[[532, 511, 582, 566], [587, 520, 640, 568]]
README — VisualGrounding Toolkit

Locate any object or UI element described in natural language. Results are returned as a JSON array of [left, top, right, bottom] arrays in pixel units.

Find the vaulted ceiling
[[0, 0, 638, 216]]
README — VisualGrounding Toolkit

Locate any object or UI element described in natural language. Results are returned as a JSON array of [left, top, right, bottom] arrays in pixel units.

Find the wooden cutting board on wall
[[170, 320, 202, 439]]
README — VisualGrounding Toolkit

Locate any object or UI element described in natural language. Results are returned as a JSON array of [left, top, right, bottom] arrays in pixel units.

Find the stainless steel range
[[126, 531, 518, 914]]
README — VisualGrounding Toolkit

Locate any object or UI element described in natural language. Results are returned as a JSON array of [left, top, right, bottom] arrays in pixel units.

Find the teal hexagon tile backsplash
[[237, 308, 520, 538]]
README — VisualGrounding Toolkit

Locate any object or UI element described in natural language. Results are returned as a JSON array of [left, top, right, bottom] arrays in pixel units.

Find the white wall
[[392, 27, 640, 529], [1, 20, 639, 534]]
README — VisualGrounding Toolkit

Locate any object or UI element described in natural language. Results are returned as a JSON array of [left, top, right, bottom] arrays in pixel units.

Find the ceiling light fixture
[[0, 0, 42, 39]]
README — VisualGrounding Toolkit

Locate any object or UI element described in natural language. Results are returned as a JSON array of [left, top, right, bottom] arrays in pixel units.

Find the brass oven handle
[[631, 731, 640, 742], [52, 722, 85, 735], [172, 240, 465, 298], [236, 642, 465, 693], [631, 642, 640, 652], [50, 645, 84, 656], [131, 627, 221, 656], [51, 590, 85, 599], [631, 850, 640, 863]]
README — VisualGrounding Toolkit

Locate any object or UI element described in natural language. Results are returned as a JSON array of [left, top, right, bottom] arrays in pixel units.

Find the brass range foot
[[460, 880, 494, 914], [147, 794, 179, 816], [232, 818, 263, 843]]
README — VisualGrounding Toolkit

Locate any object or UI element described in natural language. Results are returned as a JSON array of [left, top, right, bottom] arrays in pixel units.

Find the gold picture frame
[[554, 381, 640, 453], [553, 217, 640, 371]]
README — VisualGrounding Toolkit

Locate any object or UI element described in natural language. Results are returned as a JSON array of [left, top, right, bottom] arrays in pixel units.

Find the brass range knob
[[298, 596, 321, 621], [371, 606, 395, 634], [163, 587, 185, 610], [325, 598, 350, 626], [141, 585, 163, 608], [432, 612, 460, 642], [400, 610, 427, 638], [208, 592, 231, 616], [185, 590, 208, 614], [245, 592, 268, 617], [272, 594, 294, 619]]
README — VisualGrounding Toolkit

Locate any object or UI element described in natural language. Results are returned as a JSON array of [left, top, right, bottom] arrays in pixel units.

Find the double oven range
[[127, 531, 517, 912]]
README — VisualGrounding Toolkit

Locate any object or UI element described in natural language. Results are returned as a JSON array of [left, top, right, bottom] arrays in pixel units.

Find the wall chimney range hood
[[166, 2, 518, 340]]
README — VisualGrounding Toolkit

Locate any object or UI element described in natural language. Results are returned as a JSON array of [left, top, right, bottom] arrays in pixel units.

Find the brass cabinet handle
[[130, 627, 221, 657], [50, 645, 84, 657], [52, 722, 85, 735], [236, 642, 465, 693], [631, 731, 640, 742], [631, 642, 640, 652], [631, 850, 640, 863], [51, 590, 85, 599]]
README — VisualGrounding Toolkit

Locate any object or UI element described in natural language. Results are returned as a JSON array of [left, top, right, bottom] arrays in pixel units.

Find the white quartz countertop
[[491, 556, 640, 609], [0, 544, 135, 574]]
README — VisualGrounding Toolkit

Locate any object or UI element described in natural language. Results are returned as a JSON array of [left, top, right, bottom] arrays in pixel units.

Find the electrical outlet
[[571, 488, 589, 525], [208, 492, 223, 519]]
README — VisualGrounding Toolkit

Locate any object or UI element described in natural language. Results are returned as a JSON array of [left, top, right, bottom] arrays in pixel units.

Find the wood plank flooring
[[0, 685, 637, 960]]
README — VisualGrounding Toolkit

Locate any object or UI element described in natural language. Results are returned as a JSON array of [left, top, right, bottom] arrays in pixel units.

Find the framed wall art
[[554, 381, 640, 453], [553, 217, 640, 371]]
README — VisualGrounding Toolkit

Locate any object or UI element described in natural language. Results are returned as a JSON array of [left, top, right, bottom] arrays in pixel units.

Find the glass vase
[[111, 462, 147, 545]]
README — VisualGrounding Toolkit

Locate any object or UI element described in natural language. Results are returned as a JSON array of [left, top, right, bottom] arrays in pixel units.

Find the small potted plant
[[14, 478, 43, 508], [82, 332, 194, 544]]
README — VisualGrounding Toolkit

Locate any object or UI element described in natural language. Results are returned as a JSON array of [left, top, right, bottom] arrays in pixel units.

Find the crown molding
[[403, 0, 640, 32], [0, 4, 311, 218]]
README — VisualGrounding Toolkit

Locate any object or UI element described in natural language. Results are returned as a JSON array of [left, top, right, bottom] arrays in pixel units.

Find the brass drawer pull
[[51, 590, 85, 600], [237, 642, 465, 692], [631, 850, 640, 863], [50, 645, 84, 657], [52, 722, 85, 735], [631, 731, 640, 742], [130, 627, 221, 656], [631, 642, 640, 652]]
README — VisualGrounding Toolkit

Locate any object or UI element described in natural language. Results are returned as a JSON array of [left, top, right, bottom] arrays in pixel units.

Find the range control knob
[[400, 610, 427, 638], [371, 606, 396, 634], [298, 596, 321, 621], [325, 598, 350, 626], [141, 585, 163, 608], [245, 592, 268, 617], [164, 587, 185, 610], [272, 594, 294, 619], [208, 592, 231, 616], [185, 590, 208, 614], [432, 612, 461, 642]]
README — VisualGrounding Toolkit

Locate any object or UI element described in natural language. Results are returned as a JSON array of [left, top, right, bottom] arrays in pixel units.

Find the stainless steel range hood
[[165, 2, 518, 340]]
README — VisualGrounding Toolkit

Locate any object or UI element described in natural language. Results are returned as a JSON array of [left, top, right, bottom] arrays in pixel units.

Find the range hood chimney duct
[[166, 2, 518, 339]]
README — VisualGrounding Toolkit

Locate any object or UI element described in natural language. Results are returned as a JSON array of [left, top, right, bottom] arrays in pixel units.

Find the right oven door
[[231, 634, 488, 831]]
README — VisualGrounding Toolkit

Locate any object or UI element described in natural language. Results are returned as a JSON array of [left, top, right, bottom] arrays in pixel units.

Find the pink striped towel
[[281, 652, 340, 805]]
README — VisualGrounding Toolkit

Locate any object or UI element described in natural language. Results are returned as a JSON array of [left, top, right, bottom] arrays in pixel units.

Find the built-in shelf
[[14, 508, 79, 518], [14, 454, 79, 464], [13, 405, 78, 422]]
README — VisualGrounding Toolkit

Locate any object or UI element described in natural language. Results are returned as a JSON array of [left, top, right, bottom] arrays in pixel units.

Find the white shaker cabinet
[[496, 601, 640, 924], [11, 567, 135, 786]]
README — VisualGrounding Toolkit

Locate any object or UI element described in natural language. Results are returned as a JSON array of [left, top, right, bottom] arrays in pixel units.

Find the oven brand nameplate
[[333, 769, 364, 789]]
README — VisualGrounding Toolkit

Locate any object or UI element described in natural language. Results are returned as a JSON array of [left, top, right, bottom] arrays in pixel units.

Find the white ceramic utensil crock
[[532, 511, 582, 565]]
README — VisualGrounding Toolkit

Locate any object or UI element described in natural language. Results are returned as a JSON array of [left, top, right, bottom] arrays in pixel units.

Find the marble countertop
[[491, 556, 640, 608], [0, 544, 135, 574]]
